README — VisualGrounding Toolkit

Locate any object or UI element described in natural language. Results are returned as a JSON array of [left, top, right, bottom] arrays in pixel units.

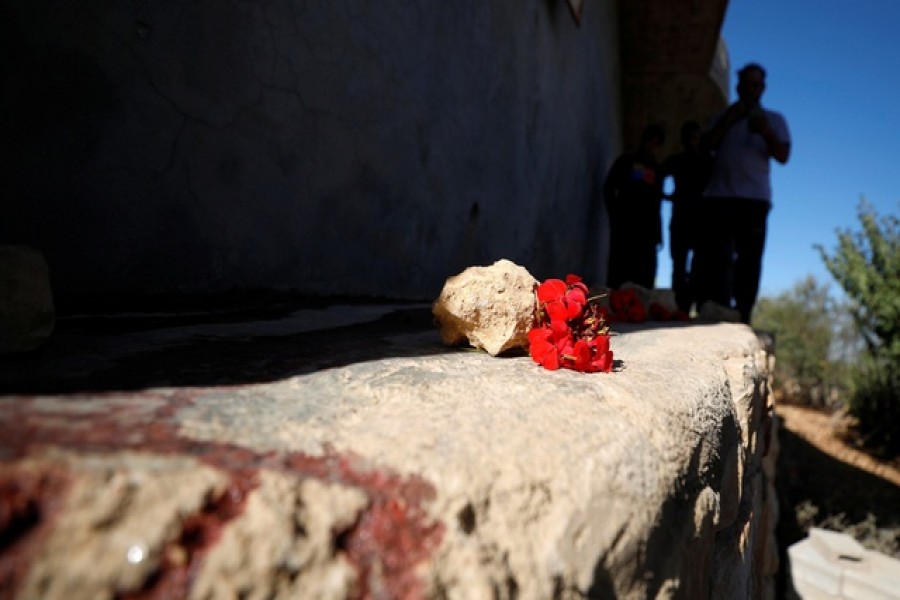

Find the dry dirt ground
[[774, 403, 900, 596]]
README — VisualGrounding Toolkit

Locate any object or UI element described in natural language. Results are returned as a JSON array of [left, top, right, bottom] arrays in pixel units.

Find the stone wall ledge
[[0, 311, 776, 599]]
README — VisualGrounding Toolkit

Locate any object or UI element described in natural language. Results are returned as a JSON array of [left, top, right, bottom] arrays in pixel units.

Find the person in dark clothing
[[662, 121, 710, 312], [694, 63, 791, 323], [603, 124, 665, 289]]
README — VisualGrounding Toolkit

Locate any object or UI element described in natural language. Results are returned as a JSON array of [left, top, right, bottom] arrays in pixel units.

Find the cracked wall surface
[[1, 1, 622, 305]]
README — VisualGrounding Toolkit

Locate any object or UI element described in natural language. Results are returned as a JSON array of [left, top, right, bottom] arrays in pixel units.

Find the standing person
[[662, 120, 710, 313], [694, 63, 791, 323], [603, 124, 665, 289]]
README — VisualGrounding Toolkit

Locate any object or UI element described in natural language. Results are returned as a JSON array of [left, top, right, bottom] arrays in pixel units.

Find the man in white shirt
[[695, 63, 791, 323]]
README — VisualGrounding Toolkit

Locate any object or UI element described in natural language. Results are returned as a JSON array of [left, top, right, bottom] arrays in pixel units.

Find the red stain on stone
[[0, 391, 444, 600], [344, 494, 444, 600], [0, 390, 202, 459], [119, 473, 259, 600], [0, 465, 71, 599], [282, 452, 445, 600]]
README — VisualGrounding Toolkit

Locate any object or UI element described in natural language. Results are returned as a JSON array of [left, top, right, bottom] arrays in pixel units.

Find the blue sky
[[657, 0, 900, 298]]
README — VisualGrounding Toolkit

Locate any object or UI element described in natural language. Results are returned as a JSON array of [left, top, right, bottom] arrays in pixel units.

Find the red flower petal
[[546, 299, 569, 322], [571, 340, 592, 371], [550, 318, 568, 332], [592, 335, 610, 354], [550, 319, 571, 343], [565, 287, 587, 307], [543, 350, 560, 370], [565, 300, 583, 320], [531, 339, 560, 370], [529, 337, 555, 366], [528, 326, 551, 345], [537, 279, 567, 303], [556, 335, 574, 356], [592, 350, 614, 372]]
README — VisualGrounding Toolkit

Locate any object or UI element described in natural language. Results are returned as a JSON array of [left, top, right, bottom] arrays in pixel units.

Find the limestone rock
[[0, 245, 55, 354], [432, 259, 537, 356]]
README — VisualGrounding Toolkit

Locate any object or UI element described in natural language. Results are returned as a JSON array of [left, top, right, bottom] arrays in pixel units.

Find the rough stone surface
[[432, 259, 538, 356], [0, 245, 55, 354], [190, 474, 367, 600], [14, 453, 229, 599], [4, 452, 372, 600], [0, 307, 776, 599]]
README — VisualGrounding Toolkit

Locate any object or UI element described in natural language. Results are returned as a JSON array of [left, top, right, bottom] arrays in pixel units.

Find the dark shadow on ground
[[0, 301, 758, 396], [0, 304, 451, 395], [774, 422, 900, 598]]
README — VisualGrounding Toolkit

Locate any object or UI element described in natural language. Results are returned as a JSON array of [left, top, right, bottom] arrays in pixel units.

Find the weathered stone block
[[0, 308, 778, 599], [432, 259, 537, 356]]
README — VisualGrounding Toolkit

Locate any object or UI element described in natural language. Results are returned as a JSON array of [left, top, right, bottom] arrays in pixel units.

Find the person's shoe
[[697, 301, 741, 323]]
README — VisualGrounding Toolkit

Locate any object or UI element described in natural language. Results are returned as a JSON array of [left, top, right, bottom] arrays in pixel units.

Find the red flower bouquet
[[608, 288, 646, 323], [606, 288, 690, 323], [528, 274, 614, 373]]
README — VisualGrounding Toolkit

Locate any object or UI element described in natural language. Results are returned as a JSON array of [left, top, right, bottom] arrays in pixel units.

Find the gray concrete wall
[[1, 1, 622, 306]]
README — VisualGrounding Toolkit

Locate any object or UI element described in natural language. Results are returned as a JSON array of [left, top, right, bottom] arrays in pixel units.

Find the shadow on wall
[[3, 0, 623, 304], [2, 25, 120, 215]]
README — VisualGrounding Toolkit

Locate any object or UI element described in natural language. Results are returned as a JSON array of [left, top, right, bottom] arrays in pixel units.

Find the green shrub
[[818, 200, 900, 456]]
